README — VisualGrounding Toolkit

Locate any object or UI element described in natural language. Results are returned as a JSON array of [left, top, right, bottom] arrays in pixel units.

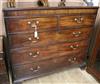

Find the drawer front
[[9, 28, 92, 49], [10, 40, 89, 65], [13, 53, 85, 79], [0, 60, 6, 74], [60, 15, 96, 27], [6, 17, 57, 33]]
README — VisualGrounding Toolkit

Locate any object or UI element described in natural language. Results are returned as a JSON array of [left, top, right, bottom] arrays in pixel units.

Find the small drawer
[[0, 60, 6, 74], [10, 40, 89, 65], [60, 15, 96, 27], [9, 27, 92, 49], [13, 53, 84, 80], [6, 17, 57, 33]]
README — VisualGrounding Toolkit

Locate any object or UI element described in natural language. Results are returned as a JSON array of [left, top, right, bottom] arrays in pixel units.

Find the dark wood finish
[[10, 40, 89, 65], [0, 60, 7, 74], [6, 15, 95, 33], [3, 7, 98, 84], [0, 74, 9, 84], [87, 67, 100, 82], [6, 16, 58, 33], [3, 6, 98, 16], [9, 27, 92, 49], [60, 15, 96, 27], [0, 36, 9, 84], [87, 21, 100, 82], [13, 53, 85, 80]]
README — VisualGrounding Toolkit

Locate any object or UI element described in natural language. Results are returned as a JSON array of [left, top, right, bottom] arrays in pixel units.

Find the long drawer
[[13, 52, 85, 80], [9, 27, 92, 49], [10, 40, 89, 65]]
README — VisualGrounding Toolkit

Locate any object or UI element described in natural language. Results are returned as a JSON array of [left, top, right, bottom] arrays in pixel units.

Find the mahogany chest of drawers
[[0, 36, 9, 84], [3, 7, 98, 84]]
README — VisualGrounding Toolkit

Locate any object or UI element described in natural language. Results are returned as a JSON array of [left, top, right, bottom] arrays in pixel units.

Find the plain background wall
[[0, 0, 7, 35]]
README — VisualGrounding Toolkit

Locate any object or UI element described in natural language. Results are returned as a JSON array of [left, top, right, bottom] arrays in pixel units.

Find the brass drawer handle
[[68, 58, 72, 62], [34, 28, 39, 40], [70, 44, 79, 50], [74, 17, 84, 23], [72, 31, 82, 37], [28, 37, 32, 41], [28, 20, 39, 40], [27, 20, 39, 24], [30, 66, 40, 72], [28, 21, 37, 28], [71, 57, 77, 63], [27, 21, 31, 25], [27, 20, 39, 26], [68, 57, 77, 63], [73, 57, 77, 61], [0, 58, 3, 61], [68, 58, 74, 63], [36, 20, 39, 24], [29, 51, 39, 58], [28, 37, 37, 43]]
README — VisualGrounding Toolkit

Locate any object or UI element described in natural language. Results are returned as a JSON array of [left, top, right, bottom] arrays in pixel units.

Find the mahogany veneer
[[3, 7, 98, 84]]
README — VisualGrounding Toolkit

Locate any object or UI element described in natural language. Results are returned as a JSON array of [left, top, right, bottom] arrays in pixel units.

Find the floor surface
[[22, 68, 99, 84]]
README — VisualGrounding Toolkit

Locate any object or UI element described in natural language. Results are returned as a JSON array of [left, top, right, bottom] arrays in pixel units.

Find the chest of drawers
[[0, 36, 9, 84], [3, 7, 98, 84]]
